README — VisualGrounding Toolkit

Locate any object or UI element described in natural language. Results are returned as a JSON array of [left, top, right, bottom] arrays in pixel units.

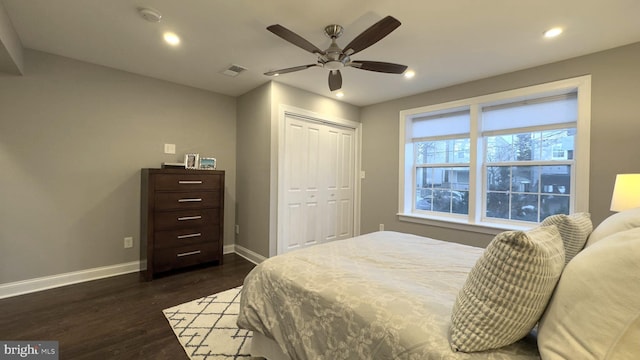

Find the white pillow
[[538, 227, 640, 360], [585, 207, 640, 247], [541, 212, 592, 264], [449, 225, 565, 352]]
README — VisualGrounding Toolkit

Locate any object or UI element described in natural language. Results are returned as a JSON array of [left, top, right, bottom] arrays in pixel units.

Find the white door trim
[[271, 104, 361, 257]]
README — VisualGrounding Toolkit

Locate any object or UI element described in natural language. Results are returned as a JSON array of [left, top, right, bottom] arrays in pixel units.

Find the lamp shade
[[610, 174, 640, 212]]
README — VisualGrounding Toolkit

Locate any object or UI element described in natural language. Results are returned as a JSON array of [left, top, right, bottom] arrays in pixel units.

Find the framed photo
[[184, 153, 200, 169], [199, 157, 217, 170]]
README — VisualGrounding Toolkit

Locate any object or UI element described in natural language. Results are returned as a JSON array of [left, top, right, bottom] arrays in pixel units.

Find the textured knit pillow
[[541, 212, 592, 264], [449, 225, 565, 352], [538, 227, 640, 359]]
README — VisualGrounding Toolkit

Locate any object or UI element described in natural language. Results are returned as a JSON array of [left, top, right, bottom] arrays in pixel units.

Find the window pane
[[513, 133, 534, 161], [486, 135, 514, 162], [487, 166, 510, 191], [511, 194, 539, 222], [453, 191, 469, 215], [511, 166, 539, 193], [540, 129, 575, 161], [415, 139, 470, 164], [415, 168, 433, 210], [428, 141, 446, 163], [486, 192, 509, 219], [541, 195, 570, 219], [452, 139, 471, 163], [416, 167, 469, 214], [541, 165, 571, 194]]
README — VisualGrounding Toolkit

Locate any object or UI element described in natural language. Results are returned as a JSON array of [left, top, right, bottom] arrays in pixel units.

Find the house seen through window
[[400, 76, 591, 230]]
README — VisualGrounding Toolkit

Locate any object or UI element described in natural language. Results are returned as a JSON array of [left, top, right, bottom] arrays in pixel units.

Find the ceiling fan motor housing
[[324, 24, 343, 39]]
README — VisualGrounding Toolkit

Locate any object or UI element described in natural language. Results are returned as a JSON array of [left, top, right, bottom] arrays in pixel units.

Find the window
[[399, 76, 591, 231]]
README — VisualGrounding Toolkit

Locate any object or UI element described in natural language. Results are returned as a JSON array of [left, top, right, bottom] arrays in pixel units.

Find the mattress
[[237, 231, 540, 359]]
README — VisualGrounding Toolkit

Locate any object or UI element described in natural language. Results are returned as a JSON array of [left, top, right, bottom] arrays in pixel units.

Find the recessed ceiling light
[[543, 27, 563, 38], [404, 70, 415, 79], [163, 32, 180, 46], [335, 91, 344, 98]]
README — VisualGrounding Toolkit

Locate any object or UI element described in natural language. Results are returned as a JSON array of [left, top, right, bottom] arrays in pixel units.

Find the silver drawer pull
[[177, 233, 202, 239], [177, 250, 201, 257], [178, 198, 202, 202], [178, 180, 203, 184], [177, 215, 202, 221]]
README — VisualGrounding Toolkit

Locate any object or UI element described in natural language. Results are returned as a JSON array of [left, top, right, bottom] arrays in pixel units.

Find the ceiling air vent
[[221, 64, 248, 77], [138, 8, 162, 23]]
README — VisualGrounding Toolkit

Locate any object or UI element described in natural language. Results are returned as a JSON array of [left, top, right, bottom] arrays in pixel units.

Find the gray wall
[[360, 42, 640, 248], [236, 82, 272, 257], [0, 50, 236, 284]]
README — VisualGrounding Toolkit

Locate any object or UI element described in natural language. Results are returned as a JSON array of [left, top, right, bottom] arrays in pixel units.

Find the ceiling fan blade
[[343, 16, 401, 56], [328, 70, 342, 91], [264, 64, 318, 76], [267, 24, 325, 55], [349, 61, 408, 74]]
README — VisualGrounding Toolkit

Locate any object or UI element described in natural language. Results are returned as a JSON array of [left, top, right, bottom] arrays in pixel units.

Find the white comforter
[[237, 231, 540, 359]]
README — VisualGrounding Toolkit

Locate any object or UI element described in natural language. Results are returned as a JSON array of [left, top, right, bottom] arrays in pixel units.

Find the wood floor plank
[[0, 253, 255, 359]]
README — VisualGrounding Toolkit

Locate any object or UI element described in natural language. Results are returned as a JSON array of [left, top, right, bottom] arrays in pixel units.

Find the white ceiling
[[2, 0, 640, 106]]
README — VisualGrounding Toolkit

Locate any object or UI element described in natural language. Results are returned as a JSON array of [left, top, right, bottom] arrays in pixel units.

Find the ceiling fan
[[264, 16, 408, 92]]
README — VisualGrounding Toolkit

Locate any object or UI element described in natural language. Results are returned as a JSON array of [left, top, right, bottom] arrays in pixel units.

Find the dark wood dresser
[[141, 168, 224, 280]]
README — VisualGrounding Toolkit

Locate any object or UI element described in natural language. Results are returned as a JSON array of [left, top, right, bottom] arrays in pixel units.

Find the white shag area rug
[[163, 286, 252, 360]]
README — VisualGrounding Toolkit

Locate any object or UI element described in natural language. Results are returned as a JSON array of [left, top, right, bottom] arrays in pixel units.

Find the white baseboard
[[0, 245, 267, 299], [223, 244, 235, 254], [0, 261, 142, 300], [233, 244, 267, 265]]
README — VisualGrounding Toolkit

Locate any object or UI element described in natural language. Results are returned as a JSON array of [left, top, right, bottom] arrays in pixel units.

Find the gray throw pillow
[[449, 225, 565, 352], [541, 212, 592, 264]]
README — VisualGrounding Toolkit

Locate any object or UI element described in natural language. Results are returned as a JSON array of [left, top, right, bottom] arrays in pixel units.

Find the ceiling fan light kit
[[264, 16, 408, 92]]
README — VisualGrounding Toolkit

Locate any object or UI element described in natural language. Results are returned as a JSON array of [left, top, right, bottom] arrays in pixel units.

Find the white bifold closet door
[[280, 114, 355, 253]]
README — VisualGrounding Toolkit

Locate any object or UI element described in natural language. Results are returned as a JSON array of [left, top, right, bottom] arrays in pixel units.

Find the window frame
[[398, 76, 591, 234]]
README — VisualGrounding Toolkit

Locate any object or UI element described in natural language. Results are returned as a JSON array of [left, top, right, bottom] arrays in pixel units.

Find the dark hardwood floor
[[0, 253, 256, 359]]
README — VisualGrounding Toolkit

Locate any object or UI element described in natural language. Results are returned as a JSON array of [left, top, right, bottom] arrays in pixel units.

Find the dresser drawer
[[154, 191, 221, 211], [154, 208, 221, 230], [154, 226, 220, 249], [153, 243, 220, 273], [154, 174, 221, 191]]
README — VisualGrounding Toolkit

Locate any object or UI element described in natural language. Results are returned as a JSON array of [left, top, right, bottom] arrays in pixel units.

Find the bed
[[236, 231, 540, 359], [238, 208, 640, 360]]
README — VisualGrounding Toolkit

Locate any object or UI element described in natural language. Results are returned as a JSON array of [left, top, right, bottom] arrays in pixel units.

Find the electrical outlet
[[164, 143, 176, 154], [124, 237, 133, 248], [235, 224, 240, 235], [379, 224, 384, 231]]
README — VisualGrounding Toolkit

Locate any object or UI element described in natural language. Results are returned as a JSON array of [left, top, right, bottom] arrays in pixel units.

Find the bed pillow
[[541, 212, 592, 264], [449, 225, 565, 352], [585, 206, 640, 247], [538, 227, 640, 360]]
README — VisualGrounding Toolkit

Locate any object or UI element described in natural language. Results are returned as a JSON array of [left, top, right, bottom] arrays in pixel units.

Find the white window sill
[[397, 212, 535, 236]]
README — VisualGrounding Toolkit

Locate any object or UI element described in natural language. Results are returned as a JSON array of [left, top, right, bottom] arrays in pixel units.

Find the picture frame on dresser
[[184, 153, 199, 169], [199, 157, 217, 170]]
